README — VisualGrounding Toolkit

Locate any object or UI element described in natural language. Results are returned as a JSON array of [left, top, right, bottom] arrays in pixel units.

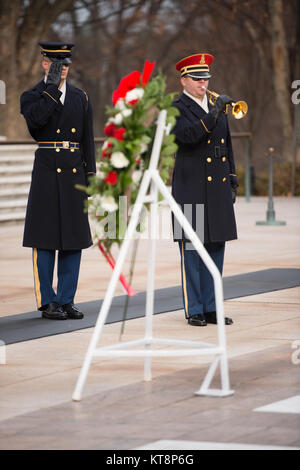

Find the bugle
[[203, 87, 248, 119]]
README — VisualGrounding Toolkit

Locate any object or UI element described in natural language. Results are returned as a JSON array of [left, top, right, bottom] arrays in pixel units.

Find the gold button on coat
[[207, 139, 211, 144], [207, 176, 212, 182], [223, 177, 227, 182], [73, 168, 77, 173], [207, 157, 212, 163], [222, 157, 226, 162], [56, 148, 60, 152], [71, 148, 75, 152], [221, 138, 225, 143], [56, 129, 60, 134], [57, 168, 62, 173], [71, 128, 76, 133]]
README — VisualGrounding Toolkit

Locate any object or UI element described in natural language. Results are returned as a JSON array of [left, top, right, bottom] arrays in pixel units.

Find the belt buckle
[[62, 141, 70, 149]]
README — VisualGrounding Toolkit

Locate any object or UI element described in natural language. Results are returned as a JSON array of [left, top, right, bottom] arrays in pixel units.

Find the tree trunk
[[268, 0, 293, 162], [0, 1, 22, 138], [0, 0, 74, 140]]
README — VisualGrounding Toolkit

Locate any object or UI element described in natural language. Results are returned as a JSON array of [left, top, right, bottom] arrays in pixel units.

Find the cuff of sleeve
[[229, 174, 239, 188], [43, 85, 62, 103], [200, 113, 217, 133]]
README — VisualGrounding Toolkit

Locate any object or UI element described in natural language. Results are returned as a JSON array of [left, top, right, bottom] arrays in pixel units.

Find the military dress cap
[[176, 53, 214, 79], [39, 41, 74, 64]]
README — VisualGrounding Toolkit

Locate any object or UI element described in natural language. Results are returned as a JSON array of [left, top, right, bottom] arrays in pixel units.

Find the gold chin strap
[[42, 48, 71, 53]]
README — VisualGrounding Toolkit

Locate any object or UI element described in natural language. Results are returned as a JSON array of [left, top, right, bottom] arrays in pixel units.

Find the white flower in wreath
[[125, 87, 144, 104], [109, 108, 132, 125], [111, 151, 129, 168], [100, 195, 118, 213], [111, 112, 123, 125], [132, 170, 142, 185], [115, 98, 126, 110], [96, 161, 106, 179], [139, 141, 148, 154], [121, 108, 132, 118]]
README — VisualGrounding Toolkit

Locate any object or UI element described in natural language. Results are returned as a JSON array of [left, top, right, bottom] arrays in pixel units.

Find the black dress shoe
[[62, 303, 84, 320], [41, 302, 68, 320], [187, 314, 207, 326], [204, 311, 233, 325]]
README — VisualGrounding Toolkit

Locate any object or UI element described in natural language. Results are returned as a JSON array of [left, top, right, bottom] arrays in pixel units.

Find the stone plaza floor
[[0, 196, 299, 450]]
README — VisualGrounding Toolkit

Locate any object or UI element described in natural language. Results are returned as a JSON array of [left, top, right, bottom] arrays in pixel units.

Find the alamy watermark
[[291, 80, 300, 105], [0, 340, 6, 365], [92, 198, 205, 249], [291, 340, 300, 365], [0, 80, 5, 104]]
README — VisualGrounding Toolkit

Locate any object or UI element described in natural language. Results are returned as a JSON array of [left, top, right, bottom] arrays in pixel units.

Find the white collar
[[59, 80, 66, 105], [183, 89, 209, 113]]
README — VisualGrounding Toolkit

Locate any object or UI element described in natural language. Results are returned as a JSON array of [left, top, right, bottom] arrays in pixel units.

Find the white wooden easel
[[72, 110, 234, 401]]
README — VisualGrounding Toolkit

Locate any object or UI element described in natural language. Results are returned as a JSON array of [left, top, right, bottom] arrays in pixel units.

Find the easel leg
[[144, 190, 158, 381], [72, 171, 153, 401]]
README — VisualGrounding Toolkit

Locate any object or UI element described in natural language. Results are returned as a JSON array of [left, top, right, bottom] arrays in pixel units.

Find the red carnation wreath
[[82, 60, 179, 297]]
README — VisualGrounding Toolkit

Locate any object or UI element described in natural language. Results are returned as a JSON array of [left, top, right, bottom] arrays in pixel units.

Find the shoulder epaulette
[[74, 86, 89, 111], [74, 86, 88, 102], [83, 90, 88, 102]]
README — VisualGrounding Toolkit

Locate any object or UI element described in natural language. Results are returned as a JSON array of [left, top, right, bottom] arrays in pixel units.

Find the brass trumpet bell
[[231, 101, 248, 120], [205, 88, 248, 119]]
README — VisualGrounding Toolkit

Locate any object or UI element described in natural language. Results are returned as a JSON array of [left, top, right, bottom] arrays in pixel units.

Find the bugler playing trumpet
[[171, 52, 239, 327]]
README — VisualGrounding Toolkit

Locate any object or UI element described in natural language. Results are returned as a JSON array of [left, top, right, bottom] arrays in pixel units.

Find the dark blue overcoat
[[20, 80, 96, 250], [171, 93, 237, 243]]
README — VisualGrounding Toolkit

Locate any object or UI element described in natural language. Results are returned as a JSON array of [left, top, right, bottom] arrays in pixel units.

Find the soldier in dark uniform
[[20, 42, 96, 320], [172, 53, 238, 327]]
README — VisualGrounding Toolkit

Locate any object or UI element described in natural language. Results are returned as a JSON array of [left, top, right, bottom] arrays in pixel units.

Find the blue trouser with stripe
[[179, 241, 225, 318], [32, 248, 82, 310]]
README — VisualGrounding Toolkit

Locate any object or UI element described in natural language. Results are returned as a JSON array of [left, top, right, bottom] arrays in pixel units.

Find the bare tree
[[268, 0, 293, 162], [65, 0, 210, 131], [0, 0, 298, 178], [0, 0, 74, 139]]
